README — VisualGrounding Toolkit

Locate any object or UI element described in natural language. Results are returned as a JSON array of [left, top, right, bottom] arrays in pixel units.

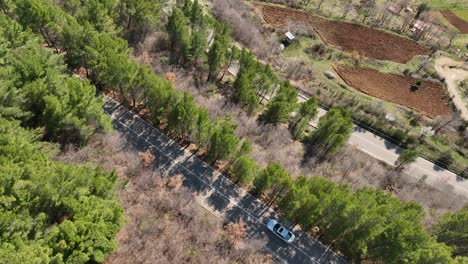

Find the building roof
[[405, 6, 414, 12], [285, 31, 295, 40], [387, 5, 399, 14], [413, 20, 430, 31]]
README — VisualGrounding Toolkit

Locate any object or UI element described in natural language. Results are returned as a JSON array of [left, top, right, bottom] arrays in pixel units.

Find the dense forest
[[0, 0, 467, 263]]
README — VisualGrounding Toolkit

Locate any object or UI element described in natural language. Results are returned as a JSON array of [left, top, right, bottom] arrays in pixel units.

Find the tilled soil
[[256, 4, 430, 63], [440, 11, 468, 34], [334, 64, 452, 118]]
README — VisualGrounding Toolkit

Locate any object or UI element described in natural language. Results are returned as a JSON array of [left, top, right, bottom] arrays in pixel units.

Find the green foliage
[[260, 81, 298, 124], [230, 155, 258, 184], [434, 206, 468, 257], [85, 31, 133, 91], [167, 7, 191, 64], [207, 38, 225, 81], [15, 0, 63, 47], [234, 73, 259, 113], [5, 1, 464, 263], [207, 24, 231, 81], [63, 0, 118, 34], [167, 92, 198, 139], [0, 119, 122, 263], [190, 27, 208, 66], [206, 116, 240, 164], [299, 97, 319, 119], [396, 149, 419, 169], [275, 174, 458, 263], [253, 163, 292, 196], [0, 14, 110, 145], [307, 108, 353, 157], [291, 97, 318, 139], [144, 75, 177, 122], [234, 49, 260, 113], [116, 0, 161, 34], [194, 108, 212, 150], [43, 78, 111, 145]]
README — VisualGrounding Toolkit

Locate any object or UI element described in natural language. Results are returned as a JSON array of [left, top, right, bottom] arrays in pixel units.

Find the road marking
[[109, 107, 332, 264], [350, 129, 468, 196]]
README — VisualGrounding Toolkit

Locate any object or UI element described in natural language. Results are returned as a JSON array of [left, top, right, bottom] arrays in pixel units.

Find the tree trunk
[[219, 53, 235, 82], [127, 15, 132, 30], [434, 117, 456, 134], [38, 28, 53, 48], [82, 55, 90, 79]]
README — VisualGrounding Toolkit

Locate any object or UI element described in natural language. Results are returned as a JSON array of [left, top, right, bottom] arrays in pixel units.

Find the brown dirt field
[[440, 11, 468, 34], [334, 65, 452, 118], [255, 4, 430, 63]]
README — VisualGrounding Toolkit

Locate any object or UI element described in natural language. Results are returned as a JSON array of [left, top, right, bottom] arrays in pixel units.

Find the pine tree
[[189, 28, 207, 67], [206, 38, 224, 81], [307, 108, 353, 158], [167, 7, 191, 64], [433, 206, 468, 257], [219, 45, 240, 81], [206, 23, 230, 81], [144, 76, 177, 122], [395, 149, 419, 170], [206, 116, 240, 165], [194, 107, 211, 150], [253, 163, 291, 197], [116, 0, 161, 38], [230, 155, 258, 184], [190, 0, 203, 27], [259, 81, 298, 124], [167, 92, 198, 140], [233, 49, 259, 113]]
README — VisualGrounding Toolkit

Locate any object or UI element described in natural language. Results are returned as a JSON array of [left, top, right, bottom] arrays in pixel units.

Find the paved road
[[232, 58, 468, 198], [103, 97, 347, 264], [297, 93, 468, 198]]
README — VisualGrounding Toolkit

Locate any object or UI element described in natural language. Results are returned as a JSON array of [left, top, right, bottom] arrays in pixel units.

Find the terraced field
[[255, 3, 430, 63]]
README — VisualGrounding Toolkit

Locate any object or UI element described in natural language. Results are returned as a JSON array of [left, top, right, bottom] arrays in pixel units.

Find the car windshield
[[284, 232, 292, 240], [273, 223, 281, 232]]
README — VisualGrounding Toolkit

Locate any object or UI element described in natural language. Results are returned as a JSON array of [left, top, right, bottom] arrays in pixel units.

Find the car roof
[[279, 228, 290, 237]]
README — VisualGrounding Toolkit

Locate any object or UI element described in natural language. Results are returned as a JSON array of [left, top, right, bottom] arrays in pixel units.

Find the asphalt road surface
[[298, 93, 468, 198], [103, 97, 347, 264]]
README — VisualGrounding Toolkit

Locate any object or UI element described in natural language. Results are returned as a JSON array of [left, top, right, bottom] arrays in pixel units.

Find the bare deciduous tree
[[341, 1, 354, 19], [212, 0, 275, 59]]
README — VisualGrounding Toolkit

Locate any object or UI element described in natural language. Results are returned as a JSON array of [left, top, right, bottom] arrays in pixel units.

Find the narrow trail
[[434, 56, 468, 121]]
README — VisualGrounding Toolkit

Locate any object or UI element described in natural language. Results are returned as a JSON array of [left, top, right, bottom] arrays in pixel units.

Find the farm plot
[[255, 4, 430, 63], [334, 64, 452, 118], [440, 10, 468, 33]]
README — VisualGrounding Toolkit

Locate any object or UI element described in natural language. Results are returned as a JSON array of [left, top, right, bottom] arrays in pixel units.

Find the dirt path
[[434, 56, 468, 121]]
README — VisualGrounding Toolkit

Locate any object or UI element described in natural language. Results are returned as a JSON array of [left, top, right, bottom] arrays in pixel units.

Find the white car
[[266, 219, 295, 244]]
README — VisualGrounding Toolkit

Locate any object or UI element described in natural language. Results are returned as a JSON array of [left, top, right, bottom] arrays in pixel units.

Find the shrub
[[305, 43, 327, 57], [392, 129, 407, 142], [436, 152, 454, 169]]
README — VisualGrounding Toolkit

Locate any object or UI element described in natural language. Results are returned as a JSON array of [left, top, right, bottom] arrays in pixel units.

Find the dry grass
[[142, 60, 468, 225], [129, 18, 467, 227], [58, 134, 272, 264]]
